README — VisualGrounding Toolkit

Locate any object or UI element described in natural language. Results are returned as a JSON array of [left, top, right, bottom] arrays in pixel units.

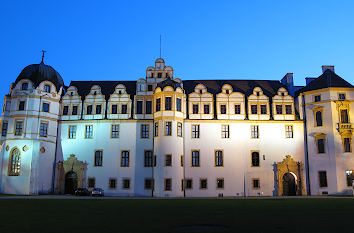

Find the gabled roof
[[295, 69, 353, 95]]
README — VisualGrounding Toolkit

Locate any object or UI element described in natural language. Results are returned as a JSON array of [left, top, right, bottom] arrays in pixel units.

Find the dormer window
[[21, 83, 28, 90], [339, 93, 346, 100], [94, 91, 97, 95], [281, 92, 285, 96], [226, 90, 229, 94], [256, 92, 260, 96], [148, 85, 153, 92], [44, 85, 51, 93], [118, 90, 122, 95], [70, 92, 73, 96], [314, 95, 321, 102], [151, 73, 154, 78], [158, 73, 162, 78], [199, 90, 202, 94]]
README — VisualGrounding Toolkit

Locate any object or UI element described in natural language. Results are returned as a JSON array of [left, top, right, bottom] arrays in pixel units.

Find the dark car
[[74, 188, 91, 196], [91, 188, 104, 197]]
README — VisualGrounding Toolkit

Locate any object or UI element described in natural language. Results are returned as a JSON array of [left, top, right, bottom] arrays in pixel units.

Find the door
[[282, 173, 296, 196], [64, 171, 78, 194]]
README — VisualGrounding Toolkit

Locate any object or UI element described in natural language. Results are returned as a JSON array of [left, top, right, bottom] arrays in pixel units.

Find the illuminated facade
[[0, 58, 352, 196]]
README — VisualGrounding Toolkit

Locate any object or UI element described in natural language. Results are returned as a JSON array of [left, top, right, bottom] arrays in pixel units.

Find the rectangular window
[[95, 105, 101, 114], [145, 178, 154, 189], [346, 171, 353, 187], [123, 179, 130, 189], [144, 151, 153, 167], [285, 105, 292, 114], [147, 85, 153, 91], [165, 121, 172, 136], [1, 122, 8, 137], [146, 101, 152, 114], [5, 101, 11, 111], [319, 171, 328, 187], [251, 105, 257, 114], [63, 106, 69, 115], [42, 103, 50, 112], [111, 124, 119, 138], [215, 150, 223, 166], [165, 97, 172, 110], [235, 104, 241, 114], [156, 98, 161, 112], [69, 126, 77, 139], [204, 104, 210, 114], [253, 179, 260, 189], [121, 151, 129, 167], [164, 178, 172, 191], [40, 122, 48, 137], [217, 178, 224, 189], [72, 105, 78, 115], [340, 110, 349, 124], [314, 95, 321, 102], [85, 125, 93, 139], [87, 105, 92, 114], [15, 121, 23, 136], [141, 124, 149, 138], [94, 150, 103, 166], [19, 101, 25, 111], [260, 105, 267, 114], [285, 125, 293, 138], [154, 122, 158, 137], [176, 98, 182, 112], [181, 155, 184, 167], [192, 125, 200, 138], [317, 138, 325, 153], [177, 122, 182, 137], [251, 125, 259, 138], [121, 104, 127, 114], [193, 104, 199, 114], [158, 73, 162, 78], [221, 125, 229, 138], [251, 151, 260, 167], [136, 101, 143, 114], [109, 178, 116, 189], [165, 154, 172, 166], [111, 104, 118, 114], [191, 150, 200, 167], [185, 179, 192, 189], [344, 138, 351, 153], [200, 179, 207, 189], [276, 105, 283, 114], [87, 178, 95, 188], [339, 93, 346, 100], [220, 104, 226, 114]]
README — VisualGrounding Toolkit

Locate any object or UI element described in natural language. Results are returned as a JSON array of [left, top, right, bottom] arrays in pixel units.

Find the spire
[[41, 50, 46, 64]]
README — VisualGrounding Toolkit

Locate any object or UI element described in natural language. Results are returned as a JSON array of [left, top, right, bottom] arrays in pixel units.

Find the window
[[72, 106, 78, 115], [251, 125, 259, 138], [176, 98, 182, 112], [217, 178, 224, 189], [2, 122, 8, 136], [251, 151, 260, 167], [165, 154, 172, 166], [121, 151, 129, 167], [221, 125, 229, 138], [144, 151, 153, 167], [145, 179, 154, 189], [204, 104, 210, 114], [253, 179, 260, 189], [164, 178, 172, 191], [317, 138, 325, 153], [94, 150, 103, 166], [146, 101, 152, 114], [5, 101, 11, 111], [340, 110, 349, 124], [235, 104, 241, 114], [165, 97, 172, 110], [21, 82, 28, 90], [42, 103, 49, 112], [181, 155, 184, 167], [111, 124, 119, 138], [44, 85, 51, 93], [191, 150, 200, 167], [285, 125, 293, 138], [251, 105, 257, 114], [15, 121, 23, 136], [109, 178, 116, 189], [315, 111, 323, 126], [95, 105, 102, 114], [148, 85, 153, 91], [158, 73, 162, 78], [314, 95, 321, 102], [193, 104, 199, 114], [276, 105, 283, 114], [177, 122, 182, 137], [220, 105, 226, 114], [165, 121, 172, 136], [200, 179, 207, 189], [121, 104, 127, 114], [136, 101, 143, 114], [285, 105, 292, 114], [69, 126, 76, 139], [346, 170, 354, 187], [154, 122, 158, 137], [141, 124, 149, 138], [339, 93, 346, 100], [260, 105, 267, 114], [19, 101, 25, 111], [185, 179, 192, 189], [8, 148, 21, 176], [123, 179, 130, 189], [215, 150, 223, 166], [40, 122, 48, 137], [156, 98, 161, 111], [319, 171, 327, 187], [87, 105, 93, 115], [87, 178, 95, 188], [63, 106, 69, 115], [192, 125, 200, 138], [85, 125, 93, 138], [111, 104, 118, 114], [344, 138, 351, 153]]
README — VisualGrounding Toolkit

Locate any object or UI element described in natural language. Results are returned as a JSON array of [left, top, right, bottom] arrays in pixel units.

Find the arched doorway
[[282, 173, 296, 196], [65, 171, 78, 194]]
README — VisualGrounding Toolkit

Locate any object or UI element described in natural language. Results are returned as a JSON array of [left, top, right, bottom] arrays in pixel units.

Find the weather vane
[[41, 50, 46, 63]]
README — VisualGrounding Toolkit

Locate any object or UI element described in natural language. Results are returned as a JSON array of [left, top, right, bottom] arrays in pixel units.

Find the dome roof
[[157, 77, 181, 90], [14, 62, 64, 92]]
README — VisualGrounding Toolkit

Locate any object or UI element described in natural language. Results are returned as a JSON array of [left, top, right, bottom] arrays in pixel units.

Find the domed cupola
[[14, 60, 64, 92]]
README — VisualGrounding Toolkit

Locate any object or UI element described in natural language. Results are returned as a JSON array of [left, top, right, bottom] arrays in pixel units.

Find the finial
[[41, 50, 46, 64], [159, 35, 162, 58]]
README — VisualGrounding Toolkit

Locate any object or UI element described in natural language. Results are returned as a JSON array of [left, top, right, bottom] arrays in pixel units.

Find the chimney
[[322, 65, 335, 73], [306, 77, 316, 85]]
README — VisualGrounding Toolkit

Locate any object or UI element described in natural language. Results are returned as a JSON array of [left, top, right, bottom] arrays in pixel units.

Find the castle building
[[0, 58, 352, 197]]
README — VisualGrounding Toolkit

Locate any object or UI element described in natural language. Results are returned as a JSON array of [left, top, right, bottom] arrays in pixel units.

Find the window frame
[[39, 121, 48, 137], [165, 97, 172, 111], [285, 125, 294, 138], [191, 124, 200, 139], [111, 124, 120, 138], [68, 125, 77, 139], [215, 150, 223, 167], [318, 171, 328, 188], [144, 150, 153, 167], [85, 125, 93, 139], [94, 150, 103, 167], [216, 178, 224, 189], [121, 150, 130, 167], [141, 124, 150, 139], [191, 150, 200, 167], [221, 125, 230, 138], [251, 125, 259, 139], [14, 120, 24, 136], [165, 121, 172, 136], [177, 122, 182, 137], [252, 178, 260, 189], [108, 178, 117, 189], [165, 154, 172, 167], [200, 178, 208, 189], [164, 178, 172, 191], [251, 151, 260, 167]]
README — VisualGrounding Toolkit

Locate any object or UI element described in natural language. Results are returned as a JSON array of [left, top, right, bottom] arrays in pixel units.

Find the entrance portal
[[65, 171, 78, 194], [282, 173, 296, 196]]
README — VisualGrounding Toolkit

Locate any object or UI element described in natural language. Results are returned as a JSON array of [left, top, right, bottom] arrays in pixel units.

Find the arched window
[[44, 85, 51, 93], [251, 152, 260, 167], [315, 111, 322, 126], [21, 82, 28, 90], [9, 148, 21, 176]]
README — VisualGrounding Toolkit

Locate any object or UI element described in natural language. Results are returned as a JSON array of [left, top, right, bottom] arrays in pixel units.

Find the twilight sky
[[1, 0, 353, 107]]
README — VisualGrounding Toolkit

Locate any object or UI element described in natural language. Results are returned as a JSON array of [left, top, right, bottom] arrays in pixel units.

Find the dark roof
[[296, 69, 353, 95], [15, 62, 64, 92], [157, 77, 181, 90], [69, 81, 136, 100]]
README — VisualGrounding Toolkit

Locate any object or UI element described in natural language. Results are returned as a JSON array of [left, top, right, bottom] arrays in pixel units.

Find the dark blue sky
[[1, 0, 353, 105]]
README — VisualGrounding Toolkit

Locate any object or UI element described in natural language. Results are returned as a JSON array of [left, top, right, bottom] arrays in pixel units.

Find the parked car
[[91, 188, 104, 197], [74, 188, 91, 196]]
